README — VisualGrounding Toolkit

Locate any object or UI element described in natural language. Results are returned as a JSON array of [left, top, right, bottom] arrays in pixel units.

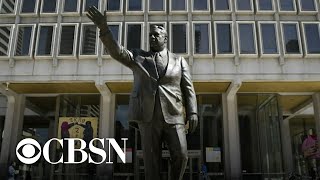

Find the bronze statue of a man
[[87, 6, 198, 180]]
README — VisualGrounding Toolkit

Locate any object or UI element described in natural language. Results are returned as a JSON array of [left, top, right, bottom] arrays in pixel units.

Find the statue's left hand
[[86, 6, 107, 30], [187, 114, 198, 133]]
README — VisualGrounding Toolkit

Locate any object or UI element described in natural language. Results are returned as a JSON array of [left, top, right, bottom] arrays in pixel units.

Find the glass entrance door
[[115, 94, 223, 179], [54, 94, 101, 180], [238, 94, 284, 179], [21, 96, 57, 180], [257, 96, 284, 179], [198, 95, 224, 179]]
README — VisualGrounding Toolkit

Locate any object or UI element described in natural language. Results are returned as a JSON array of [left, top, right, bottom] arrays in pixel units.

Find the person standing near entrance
[[302, 128, 320, 179], [7, 161, 18, 180], [87, 6, 198, 180]]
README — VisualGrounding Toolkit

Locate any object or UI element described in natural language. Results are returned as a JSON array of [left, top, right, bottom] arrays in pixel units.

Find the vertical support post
[[9, 95, 26, 161], [222, 93, 230, 178], [312, 93, 320, 140], [0, 95, 15, 179], [224, 79, 242, 179], [95, 82, 116, 179], [50, 96, 60, 180], [278, 95, 294, 175], [0, 85, 22, 179]]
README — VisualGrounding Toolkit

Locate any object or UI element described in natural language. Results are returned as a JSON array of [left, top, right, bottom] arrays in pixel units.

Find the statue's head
[[149, 25, 167, 52]]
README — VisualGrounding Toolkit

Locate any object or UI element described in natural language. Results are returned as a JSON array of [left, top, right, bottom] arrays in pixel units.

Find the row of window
[[0, 0, 319, 16], [1, 21, 320, 59]]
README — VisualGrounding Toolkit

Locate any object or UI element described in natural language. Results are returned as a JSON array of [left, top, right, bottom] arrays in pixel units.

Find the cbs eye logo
[[16, 138, 41, 164]]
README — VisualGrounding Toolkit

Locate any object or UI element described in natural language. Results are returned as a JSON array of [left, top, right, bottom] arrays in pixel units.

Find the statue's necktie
[[154, 52, 165, 78]]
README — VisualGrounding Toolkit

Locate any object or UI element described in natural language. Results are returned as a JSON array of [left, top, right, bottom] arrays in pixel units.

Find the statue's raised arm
[[86, 6, 133, 67]]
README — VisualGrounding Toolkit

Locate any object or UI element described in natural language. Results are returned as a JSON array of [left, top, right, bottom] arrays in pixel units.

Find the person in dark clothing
[[78, 121, 94, 147]]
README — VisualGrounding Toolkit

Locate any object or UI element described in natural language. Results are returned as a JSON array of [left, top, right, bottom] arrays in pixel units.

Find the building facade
[[1, 0, 320, 179]]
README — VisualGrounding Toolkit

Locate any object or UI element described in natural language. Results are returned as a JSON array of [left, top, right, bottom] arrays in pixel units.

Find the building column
[[9, 95, 25, 161], [0, 95, 15, 179], [223, 79, 242, 180], [279, 117, 294, 173], [95, 82, 116, 179], [312, 93, 320, 138], [0, 85, 25, 179], [49, 96, 60, 180]]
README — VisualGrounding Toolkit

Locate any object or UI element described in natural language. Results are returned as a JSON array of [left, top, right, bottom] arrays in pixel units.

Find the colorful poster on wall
[[58, 117, 98, 148]]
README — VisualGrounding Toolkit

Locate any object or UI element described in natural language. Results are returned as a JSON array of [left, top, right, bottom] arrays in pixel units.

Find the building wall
[[0, 0, 319, 83]]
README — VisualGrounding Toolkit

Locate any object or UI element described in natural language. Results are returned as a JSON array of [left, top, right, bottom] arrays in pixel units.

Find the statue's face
[[149, 28, 167, 52]]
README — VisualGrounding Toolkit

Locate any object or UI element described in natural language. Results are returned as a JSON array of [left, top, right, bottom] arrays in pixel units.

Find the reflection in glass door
[[198, 94, 224, 180], [257, 96, 284, 179], [238, 94, 284, 179]]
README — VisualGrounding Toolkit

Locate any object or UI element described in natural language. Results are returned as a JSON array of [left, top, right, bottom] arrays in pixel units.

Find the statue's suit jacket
[[100, 31, 197, 124]]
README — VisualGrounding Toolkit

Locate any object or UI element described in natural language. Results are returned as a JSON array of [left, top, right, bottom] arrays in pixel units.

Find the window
[[257, 0, 274, 11], [14, 25, 36, 57], [63, 0, 79, 13], [106, 0, 122, 11], [299, 0, 316, 12], [171, 23, 188, 54], [83, 0, 99, 12], [192, 0, 209, 11], [278, 0, 295, 11], [237, 22, 257, 55], [127, 0, 143, 12], [41, 0, 58, 13], [215, 22, 233, 55], [58, 24, 78, 56], [0, 0, 16, 14], [20, 0, 38, 14], [303, 23, 320, 54], [214, 0, 230, 11], [103, 23, 121, 55], [147, 22, 166, 51], [36, 24, 56, 56], [171, 0, 186, 11], [193, 23, 211, 54], [259, 23, 279, 55], [149, 0, 165, 11], [80, 24, 97, 56], [236, 0, 253, 11], [281, 23, 301, 55], [125, 23, 143, 50], [0, 25, 13, 57]]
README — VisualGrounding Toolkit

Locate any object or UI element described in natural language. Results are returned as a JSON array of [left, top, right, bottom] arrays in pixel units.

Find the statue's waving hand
[[86, 6, 107, 30]]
